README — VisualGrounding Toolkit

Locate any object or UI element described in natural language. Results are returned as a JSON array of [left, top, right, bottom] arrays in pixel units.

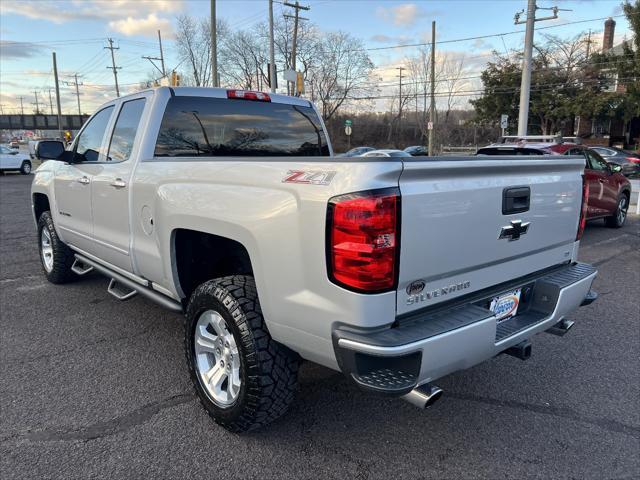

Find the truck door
[[53, 105, 114, 252], [90, 97, 148, 272]]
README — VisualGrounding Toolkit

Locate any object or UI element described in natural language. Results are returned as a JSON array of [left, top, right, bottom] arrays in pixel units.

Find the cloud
[[376, 4, 428, 27], [370, 34, 413, 44], [0, 0, 184, 24], [0, 41, 44, 59], [109, 13, 172, 37]]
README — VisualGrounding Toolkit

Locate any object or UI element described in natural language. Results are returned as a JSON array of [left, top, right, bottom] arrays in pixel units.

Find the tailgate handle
[[502, 187, 530, 215]]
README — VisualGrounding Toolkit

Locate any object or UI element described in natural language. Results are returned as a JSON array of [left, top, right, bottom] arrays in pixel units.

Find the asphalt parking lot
[[1, 174, 638, 480]]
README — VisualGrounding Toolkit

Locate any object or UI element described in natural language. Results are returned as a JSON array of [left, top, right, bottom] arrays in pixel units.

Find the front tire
[[605, 194, 629, 228], [37, 211, 76, 283], [185, 275, 299, 433], [20, 161, 32, 175]]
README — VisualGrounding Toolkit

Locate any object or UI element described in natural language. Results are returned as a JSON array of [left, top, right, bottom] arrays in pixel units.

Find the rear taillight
[[577, 176, 589, 240], [226, 90, 271, 102], [327, 188, 400, 293], [626, 156, 640, 164]]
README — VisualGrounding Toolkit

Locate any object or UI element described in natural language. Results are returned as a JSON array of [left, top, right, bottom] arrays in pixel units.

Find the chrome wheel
[[194, 310, 241, 406], [617, 197, 628, 225], [40, 228, 54, 272]]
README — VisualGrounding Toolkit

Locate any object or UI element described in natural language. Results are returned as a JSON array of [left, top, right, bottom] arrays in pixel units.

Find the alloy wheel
[[194, 310, 241, 406], [40, 228, 54, 272]]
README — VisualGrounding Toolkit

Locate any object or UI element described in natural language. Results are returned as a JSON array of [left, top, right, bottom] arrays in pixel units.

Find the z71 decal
[[282, 170, 336, 186]]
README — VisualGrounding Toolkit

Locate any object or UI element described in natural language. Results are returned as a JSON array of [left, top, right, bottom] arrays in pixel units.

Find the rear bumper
[[333, 262, 597, 395]]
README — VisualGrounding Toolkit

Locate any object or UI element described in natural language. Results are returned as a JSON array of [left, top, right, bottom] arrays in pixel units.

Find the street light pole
[[269, 0, 276, 93], [517, 0, 536, 137], [211, 0, 218, 87], [515, 2, 563, 136]]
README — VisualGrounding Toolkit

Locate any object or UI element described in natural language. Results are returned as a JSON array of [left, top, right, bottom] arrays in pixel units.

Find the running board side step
[[71, 259, 94, 276], [73, 254, 183, 313], [108, 278, 137, 301]]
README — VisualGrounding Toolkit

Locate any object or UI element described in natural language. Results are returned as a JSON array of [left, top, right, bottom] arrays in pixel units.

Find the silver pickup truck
[[32, 87, 597, 432]]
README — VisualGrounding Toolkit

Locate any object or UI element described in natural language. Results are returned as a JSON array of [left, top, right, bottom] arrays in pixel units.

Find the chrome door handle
[[77, 176, 90, 185], [110, 178, 127, 189], [598, 178, 605, 183]]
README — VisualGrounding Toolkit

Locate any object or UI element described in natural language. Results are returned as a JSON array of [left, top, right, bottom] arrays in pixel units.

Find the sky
[[0, 0, 632, 115]]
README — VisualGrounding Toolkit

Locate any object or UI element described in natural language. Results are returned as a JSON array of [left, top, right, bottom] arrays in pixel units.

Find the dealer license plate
[[490, 289, 522, 322]]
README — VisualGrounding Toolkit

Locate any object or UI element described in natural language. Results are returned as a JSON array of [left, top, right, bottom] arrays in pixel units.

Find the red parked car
[[477, 137, 632, 228]]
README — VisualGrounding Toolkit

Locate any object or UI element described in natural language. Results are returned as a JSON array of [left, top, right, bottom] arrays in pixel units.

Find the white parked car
[[0, 145, 32, 174], [359, 149, 412, 157]]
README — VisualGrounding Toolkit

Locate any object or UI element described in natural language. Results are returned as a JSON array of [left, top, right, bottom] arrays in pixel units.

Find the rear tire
[[185, 275, 299, 433], [20, 161, 32, 175], [605, 194, 628, 228], [37, 211, 77, 283]]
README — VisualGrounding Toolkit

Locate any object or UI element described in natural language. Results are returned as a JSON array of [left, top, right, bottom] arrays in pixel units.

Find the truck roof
[[105, 86, 313, 108]]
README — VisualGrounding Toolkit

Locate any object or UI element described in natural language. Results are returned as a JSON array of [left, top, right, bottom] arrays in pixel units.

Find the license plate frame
[[490, 289, 522, 323]]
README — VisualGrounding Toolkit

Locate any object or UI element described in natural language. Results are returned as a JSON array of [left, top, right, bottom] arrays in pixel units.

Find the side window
[[586, 151, 608, 171], [106, 98, 146, 162], [75, 106, 114, 162]]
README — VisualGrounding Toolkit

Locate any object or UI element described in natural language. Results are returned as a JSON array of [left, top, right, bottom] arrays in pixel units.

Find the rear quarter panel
[[131, 157, 403, 369]]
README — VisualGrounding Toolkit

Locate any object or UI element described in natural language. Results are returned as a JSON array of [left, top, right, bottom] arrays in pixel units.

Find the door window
[[586, 150, 608, 171], [0, 146, 10, 154], [107, 98, 146, 162], [75, 106, 114, 162]]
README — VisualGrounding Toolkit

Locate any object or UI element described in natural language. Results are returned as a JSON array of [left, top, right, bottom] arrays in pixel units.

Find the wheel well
[[173, 229, 253, 300], [33, 193, 50, 221]]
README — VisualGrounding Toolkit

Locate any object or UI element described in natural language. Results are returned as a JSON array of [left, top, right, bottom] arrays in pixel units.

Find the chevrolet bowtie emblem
[[499, 220, 530, 241]]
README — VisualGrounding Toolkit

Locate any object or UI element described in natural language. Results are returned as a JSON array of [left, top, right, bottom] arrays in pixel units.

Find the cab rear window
[[154, 96, 330, 157]]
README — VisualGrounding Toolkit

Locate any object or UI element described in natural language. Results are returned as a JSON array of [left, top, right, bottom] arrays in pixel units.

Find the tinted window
[[75, 106, 114, 162], [107, 98, 146, 162], [155, 96, 329, 157]]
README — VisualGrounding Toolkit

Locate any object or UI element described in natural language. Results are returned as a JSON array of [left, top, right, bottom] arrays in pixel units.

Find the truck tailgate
[[397, 156, 585, 315]]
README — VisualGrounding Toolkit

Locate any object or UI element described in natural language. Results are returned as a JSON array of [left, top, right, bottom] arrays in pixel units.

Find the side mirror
[[35, 140, 66, 160], [608, 162, 622, 174]]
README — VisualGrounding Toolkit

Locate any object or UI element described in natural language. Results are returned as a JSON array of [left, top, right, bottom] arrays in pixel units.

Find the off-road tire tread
[[38, 211, 76, 283], [185, 275, 299, 433]]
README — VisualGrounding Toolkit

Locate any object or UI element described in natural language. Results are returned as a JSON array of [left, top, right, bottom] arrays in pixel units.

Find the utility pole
[[64, 74, 83, 115], [158, 30, 166, 77], [18, 96, 24, 115], [33, 91, 41, 115], [52, 52, 63, 139], [47, 88, 54, 114], [269, 0, 276, 93], [143, 31, 167, 80], [211, 1, 218, 87], [105, 38, 121, 97], [586, 29, 592, 59], [428, 21, 436, 156], [396, 67, 405, 145], [514, 2, 564, 136], [284, 1, 310, 94]]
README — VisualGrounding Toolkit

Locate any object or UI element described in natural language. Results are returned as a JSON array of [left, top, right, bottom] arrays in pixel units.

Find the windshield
[[154, 96, 330, 157]]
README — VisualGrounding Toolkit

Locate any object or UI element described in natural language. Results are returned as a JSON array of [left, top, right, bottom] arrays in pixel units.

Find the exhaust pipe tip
[[403, 383, 443, 409]]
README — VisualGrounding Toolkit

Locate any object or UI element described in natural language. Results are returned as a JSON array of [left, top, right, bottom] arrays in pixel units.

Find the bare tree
[[175, 15, 229, 87], [307, 32, 375, 121]]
